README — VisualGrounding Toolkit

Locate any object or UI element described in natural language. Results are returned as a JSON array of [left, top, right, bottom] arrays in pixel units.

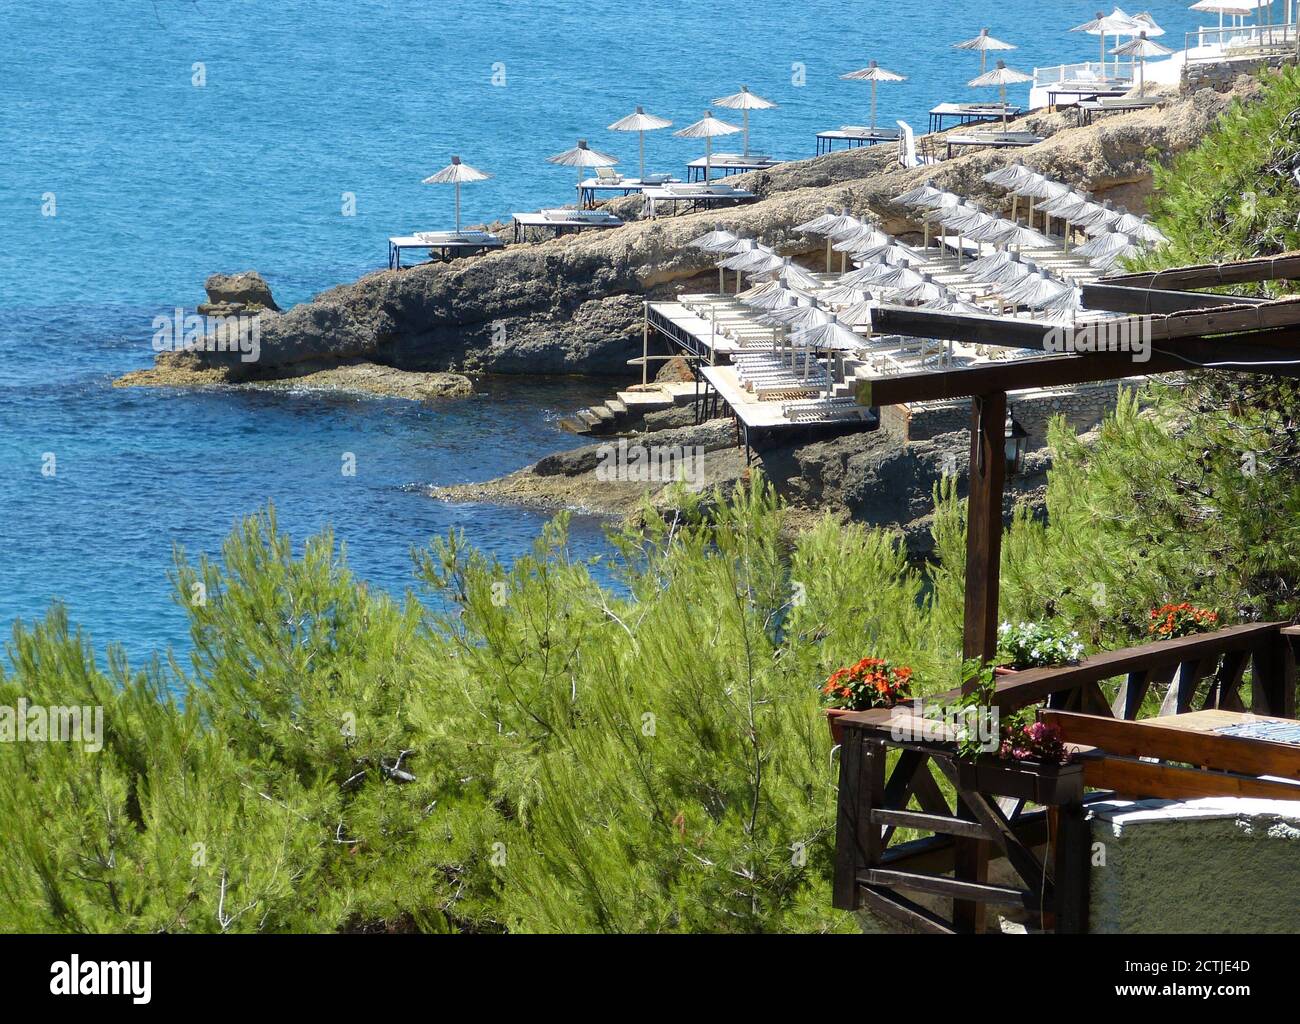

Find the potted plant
[[996, 621, 1086, 671], [949, 663, 1083, 803], [820, 657, 913, 744], [1148, 602, 1218, 640]]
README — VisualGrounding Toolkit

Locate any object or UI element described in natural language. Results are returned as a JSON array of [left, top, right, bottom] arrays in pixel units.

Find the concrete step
[[615, 390, 675, 412]]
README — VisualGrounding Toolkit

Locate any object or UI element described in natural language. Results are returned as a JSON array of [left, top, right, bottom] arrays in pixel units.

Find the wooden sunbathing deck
[[646, 301, 745, 361], [698, 365, 870, 430]]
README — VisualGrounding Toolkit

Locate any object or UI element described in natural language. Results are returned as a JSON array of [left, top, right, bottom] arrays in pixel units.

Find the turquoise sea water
[[1, 0, 1207, 659]]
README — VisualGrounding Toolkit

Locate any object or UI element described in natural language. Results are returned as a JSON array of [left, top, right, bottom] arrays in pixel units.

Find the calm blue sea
[[0, 0, 1207, 661]]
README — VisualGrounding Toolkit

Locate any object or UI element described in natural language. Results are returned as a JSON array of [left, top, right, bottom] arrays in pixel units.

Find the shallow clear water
[[0, 0, 1206, 658]]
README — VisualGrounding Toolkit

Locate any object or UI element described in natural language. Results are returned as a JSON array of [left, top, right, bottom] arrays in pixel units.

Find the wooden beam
[[832, 729, 868, 910], [1078, 752, 1300, 801], [1250, 633, 1293, 718], [855, 352, 1179, 408], [858, 884, 958, 934], [962, 391, 1006, 668], [1052, 802, 1090, 934], [870, 808, 988, 839], [1209, 649, 1249, 712], [843, 623, 1290, 730], [1082, 281, 1270, 314], [870, 301, 1300, 351], [1043, 710, 1300, 778], [1102, 253, 1300, 290], [984, 623, 1284, 712], [863, 867, 1034, 907]]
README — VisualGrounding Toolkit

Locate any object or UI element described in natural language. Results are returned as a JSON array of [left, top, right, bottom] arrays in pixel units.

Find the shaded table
[[815, 126, 901, 154], [511, 211, 623, 243], [944, 131, 1043, 160], [388, 232, 503, 269], [928, 102, 1019, 133]]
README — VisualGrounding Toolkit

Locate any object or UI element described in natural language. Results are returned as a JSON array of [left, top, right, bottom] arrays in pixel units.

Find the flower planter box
[[825, 706, 905, 744], [825, 708, 852, 745], [954, 756, 1084, 804]]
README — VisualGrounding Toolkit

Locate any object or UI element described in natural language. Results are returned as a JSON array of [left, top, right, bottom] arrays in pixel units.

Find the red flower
[[821, 658, 914, 711], [1148, 603, 1219, 640]]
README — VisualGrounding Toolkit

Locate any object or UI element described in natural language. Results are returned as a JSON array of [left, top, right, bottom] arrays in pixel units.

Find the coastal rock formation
[[431, 419, 1050, 551], [114, 359, 473, 402], [116, 81, 1254, 389], [199, 271, 282, 315]]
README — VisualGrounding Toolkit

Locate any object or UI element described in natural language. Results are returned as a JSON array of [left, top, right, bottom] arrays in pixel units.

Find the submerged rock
[[113, 359, 473, 403]]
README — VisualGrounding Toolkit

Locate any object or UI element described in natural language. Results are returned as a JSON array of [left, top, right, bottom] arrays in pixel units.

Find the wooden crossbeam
[[1158, 657, 1215, 717], [858, 884, 958, 934], [870, 808, 987, 839], [1102, 253, 1300, 290], [1209, 649, 1249, 712], [862, 868, 1035, 908], [930, 758, 1053, 900], [855, 352, 1178, 407], [1082, 282, 1270, 314], [870, 300, 1300, 350], [1076, 752, 1300, 802], [1042, 710, 1300, 779]]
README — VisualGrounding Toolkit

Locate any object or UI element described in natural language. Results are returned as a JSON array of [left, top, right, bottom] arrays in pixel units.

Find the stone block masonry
[[895, 378, 1149, 448], [1182, 55, 1294, 94]]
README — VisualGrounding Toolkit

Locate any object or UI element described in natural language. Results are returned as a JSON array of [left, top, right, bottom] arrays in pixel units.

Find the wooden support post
[[1250, 633, 1291, 717], [962, 391, 1007, 673], [952, 794, 990, 934], [641, 305, 649, 386], [834, 734, 887, 912], [1284, 633, 1299, 719], [953, 392, 1006, 932], [1052, 801, 1090, 934], [832, 729, 867, 910]]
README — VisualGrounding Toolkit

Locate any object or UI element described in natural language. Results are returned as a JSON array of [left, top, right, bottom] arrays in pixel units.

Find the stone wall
[[1087, 798, 1300, 933], [1182, 54, 1293, 93], [897, 378, 1148, 448]]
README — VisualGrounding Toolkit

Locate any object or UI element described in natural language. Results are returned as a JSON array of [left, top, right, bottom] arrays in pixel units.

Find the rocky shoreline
[[431, 414, 1055, 553], [115, 356, 473, 403]]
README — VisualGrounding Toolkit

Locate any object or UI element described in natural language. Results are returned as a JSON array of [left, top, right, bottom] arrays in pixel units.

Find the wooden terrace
[[832, 253, 1300, 934]]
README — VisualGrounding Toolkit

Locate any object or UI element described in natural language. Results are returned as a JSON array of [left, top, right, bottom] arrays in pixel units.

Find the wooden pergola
[[834, 254, 1300, 933]]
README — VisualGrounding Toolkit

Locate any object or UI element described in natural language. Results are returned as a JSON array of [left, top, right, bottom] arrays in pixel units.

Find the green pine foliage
[[1134, 63, 1300, 281]]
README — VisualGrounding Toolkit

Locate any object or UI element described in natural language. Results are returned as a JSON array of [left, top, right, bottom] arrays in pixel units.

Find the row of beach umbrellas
[[420, 8, 1204, 234], [549, 86, 778, 189], [420, 86, 777, 231], [842, 29, 1029, 132], [678, 164, 1175, 393]]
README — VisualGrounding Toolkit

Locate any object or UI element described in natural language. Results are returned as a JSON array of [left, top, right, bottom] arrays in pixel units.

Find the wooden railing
[[984, 620, 1296, 721], [832, 622, 1299, 934]]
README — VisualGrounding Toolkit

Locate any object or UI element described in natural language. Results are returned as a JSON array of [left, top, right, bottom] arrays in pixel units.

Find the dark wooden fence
[[832, 622, 1299, 933]]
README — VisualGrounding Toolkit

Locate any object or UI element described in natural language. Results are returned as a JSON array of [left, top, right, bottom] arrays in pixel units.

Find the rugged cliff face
[[117, 80, 1254, 389]]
